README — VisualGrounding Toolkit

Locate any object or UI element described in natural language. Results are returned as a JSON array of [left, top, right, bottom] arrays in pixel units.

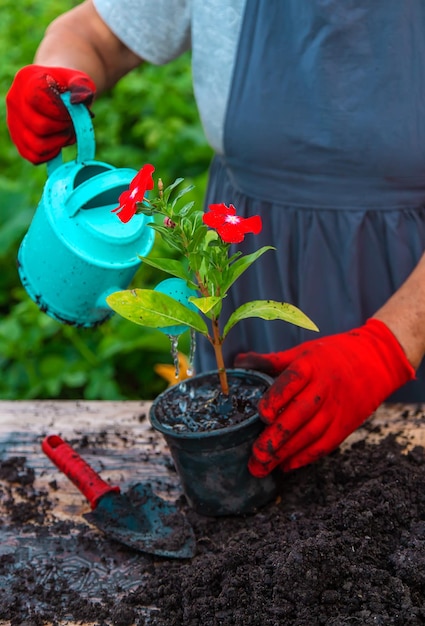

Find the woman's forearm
[[374, 251, 425, 370], [34, 0, 143, 93]]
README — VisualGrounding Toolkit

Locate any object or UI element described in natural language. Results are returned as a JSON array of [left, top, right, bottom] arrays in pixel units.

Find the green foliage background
[[0, 0, 212, 399]]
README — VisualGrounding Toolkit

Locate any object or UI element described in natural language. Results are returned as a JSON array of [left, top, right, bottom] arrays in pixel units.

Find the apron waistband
[[222, 156, 425, 210]]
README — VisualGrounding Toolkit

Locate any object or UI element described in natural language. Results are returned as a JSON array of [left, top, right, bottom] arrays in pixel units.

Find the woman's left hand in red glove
[[235, 318, 416, 477]]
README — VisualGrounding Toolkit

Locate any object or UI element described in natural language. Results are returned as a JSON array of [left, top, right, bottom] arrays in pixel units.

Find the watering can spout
[[18, 92, 155, 327]]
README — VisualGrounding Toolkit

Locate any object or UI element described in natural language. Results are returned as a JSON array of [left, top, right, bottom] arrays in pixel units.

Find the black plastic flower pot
[[149, 369, 282, 516]]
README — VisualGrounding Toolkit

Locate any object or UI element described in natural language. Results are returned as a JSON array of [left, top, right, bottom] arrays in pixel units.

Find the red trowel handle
[[42, 434, 120, 509]]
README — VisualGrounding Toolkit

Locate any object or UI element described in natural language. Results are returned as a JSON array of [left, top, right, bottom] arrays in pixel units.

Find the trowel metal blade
[[83, 483, 196, 559]]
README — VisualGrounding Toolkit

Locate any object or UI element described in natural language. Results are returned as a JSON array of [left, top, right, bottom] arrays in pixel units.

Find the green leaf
[[189, 296, 222, 315], [162, 177, 185, 203], [146, 223, 170, 236], [222, 300, 319, 338], [221, 246, 275, 293], [178, 201, 196, 216], [138, 256, 190, 282], [187, 224, 208, 253], [171, 184, 195, 209], [106, 289, 209, 335]]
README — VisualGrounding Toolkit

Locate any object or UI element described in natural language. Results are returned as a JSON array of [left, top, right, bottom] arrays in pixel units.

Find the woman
[[6, 0, 425, 476]]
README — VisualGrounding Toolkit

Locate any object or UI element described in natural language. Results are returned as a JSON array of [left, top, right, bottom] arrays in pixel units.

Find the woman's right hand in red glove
[[235, 319, 416, 477], [6, 65, 96, 164]]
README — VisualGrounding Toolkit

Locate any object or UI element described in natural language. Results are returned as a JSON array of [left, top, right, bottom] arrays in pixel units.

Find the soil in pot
[[151, 369, 271, 433]]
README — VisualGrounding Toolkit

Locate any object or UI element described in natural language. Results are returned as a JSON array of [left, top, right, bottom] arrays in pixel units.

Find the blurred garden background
[[0, 0, 212, 399]]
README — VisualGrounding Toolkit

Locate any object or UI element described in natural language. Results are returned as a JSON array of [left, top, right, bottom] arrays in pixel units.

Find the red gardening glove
[[234, 318, 416, 477], [6, 65, 96, 164]]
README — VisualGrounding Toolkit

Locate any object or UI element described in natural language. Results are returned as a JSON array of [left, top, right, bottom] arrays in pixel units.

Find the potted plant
[[107, 165, 318, 516]]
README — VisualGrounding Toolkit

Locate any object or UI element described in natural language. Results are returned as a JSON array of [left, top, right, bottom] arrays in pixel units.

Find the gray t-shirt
[[93, 0, 246, 154]]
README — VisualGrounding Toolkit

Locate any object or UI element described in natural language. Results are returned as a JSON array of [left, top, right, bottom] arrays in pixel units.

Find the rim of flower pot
[[149, 368, 273, 440]]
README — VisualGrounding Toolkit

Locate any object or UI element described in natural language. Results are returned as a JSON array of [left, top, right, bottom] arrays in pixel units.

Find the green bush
[[0, 1, 212, 399]]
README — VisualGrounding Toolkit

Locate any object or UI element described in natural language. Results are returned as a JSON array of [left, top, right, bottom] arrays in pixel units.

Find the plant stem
[[211, 317, 229, 395], [193, 268, 229, 395]]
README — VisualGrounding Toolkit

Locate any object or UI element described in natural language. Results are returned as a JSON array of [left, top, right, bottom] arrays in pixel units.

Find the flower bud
[[164, 216, 176, 228]]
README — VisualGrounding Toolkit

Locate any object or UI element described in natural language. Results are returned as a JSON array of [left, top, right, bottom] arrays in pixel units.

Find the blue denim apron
[[196, 0, 425, 401]]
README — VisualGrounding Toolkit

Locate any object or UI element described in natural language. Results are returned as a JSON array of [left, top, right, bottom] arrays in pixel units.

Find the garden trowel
[[42, 434, 195, 559]]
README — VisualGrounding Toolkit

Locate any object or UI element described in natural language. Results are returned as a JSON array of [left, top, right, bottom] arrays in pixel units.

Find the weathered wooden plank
[[0, 400, 181, 520], [0, 400, 424, 521]]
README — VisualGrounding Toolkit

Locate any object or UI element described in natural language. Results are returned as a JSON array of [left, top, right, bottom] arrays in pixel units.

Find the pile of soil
[[1, 423, 425, 625]]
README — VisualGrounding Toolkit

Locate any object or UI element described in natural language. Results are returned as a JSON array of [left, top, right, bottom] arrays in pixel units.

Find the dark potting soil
[[152, 371, 271, 433], [2, 428, 425, 625]]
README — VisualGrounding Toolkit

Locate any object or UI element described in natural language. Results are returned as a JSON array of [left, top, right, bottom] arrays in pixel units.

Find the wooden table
[[1, 399, 424, 523], [0, 400, 424, 626]]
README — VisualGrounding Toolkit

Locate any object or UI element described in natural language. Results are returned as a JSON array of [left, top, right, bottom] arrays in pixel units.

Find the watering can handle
[[46, 91, 96, 177]]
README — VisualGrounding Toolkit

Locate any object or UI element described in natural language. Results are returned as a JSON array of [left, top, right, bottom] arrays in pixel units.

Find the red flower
[[112, 164, 155, 223], [202, 203, 262, 244]]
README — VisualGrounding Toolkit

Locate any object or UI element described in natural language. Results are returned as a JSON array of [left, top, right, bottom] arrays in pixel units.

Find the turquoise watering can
[[17, 92, 155, 327]]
